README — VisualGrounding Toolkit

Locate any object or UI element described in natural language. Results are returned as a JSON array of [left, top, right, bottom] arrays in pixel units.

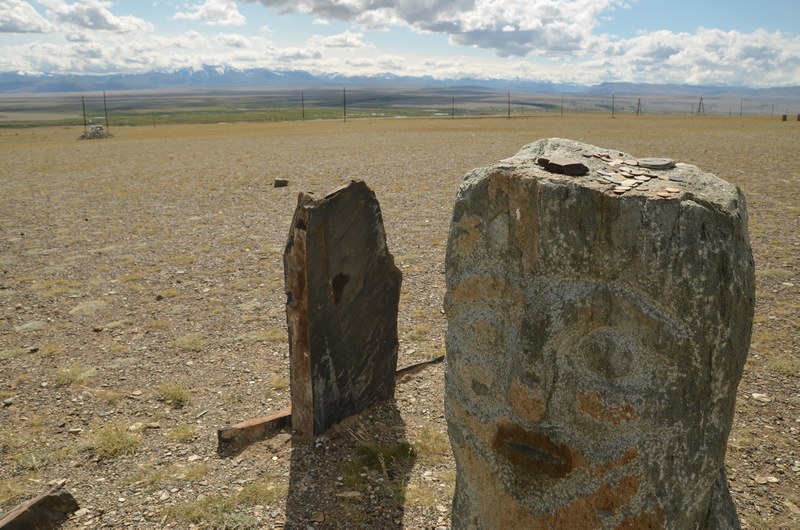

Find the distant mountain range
[[1, 65, 798, 102]]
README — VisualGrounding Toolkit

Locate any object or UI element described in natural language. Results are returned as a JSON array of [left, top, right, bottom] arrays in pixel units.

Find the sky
[[0, 0, 798, 87]]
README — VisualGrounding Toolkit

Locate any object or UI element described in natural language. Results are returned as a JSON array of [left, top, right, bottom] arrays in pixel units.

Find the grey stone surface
[[444, 138, 754, 529], [284, 180, 402, 438]]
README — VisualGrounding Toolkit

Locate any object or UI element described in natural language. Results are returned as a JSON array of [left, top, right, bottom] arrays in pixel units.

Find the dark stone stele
[[284, 180, 402, 438]]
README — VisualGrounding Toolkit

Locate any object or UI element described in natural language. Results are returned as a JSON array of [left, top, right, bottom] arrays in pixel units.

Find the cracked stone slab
[[284, 180, 402, 438]]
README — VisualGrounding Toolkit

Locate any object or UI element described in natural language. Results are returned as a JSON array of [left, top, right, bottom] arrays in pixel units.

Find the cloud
[[0, 29, 323, 74], [1, 1, 798, 88], [243, 0, 625, 57], [173, 0, 247, 26], [316, 31, 368, 49], [588, 27, 800, 86], [38, 0, 153, 33], [215, 32, 251, 48], [0, 0, 52, 32]]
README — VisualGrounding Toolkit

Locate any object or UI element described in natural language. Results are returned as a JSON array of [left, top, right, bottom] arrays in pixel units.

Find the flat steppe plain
[[1, 116, 798, 529]]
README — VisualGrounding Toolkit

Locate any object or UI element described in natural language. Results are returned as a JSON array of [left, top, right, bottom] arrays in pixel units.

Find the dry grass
[[166, 424, 197, 443], [88, 422, 140, 460], [170, 333, 213, 351], [0, 116, 797, 528], [55, 365, 94, 386], [156, 382, 191, 408]]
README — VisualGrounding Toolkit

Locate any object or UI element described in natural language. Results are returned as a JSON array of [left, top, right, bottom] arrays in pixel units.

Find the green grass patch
[[167, 496, 258, 528], [236, 329, 280, 344], [94, 389, 123, 404], [155, 287, 181, 299], [0, 348, 29, 360], [89, 421, 140, 460], [166, 424, 197, 443], [157, 382, 191, 408], [170, 333, 213, 352], [0, 475, 38, 510], [770, 356, 800, 376], [166, 471, 286, 527], [412, 426, 450, 461], [405, 323, 432, 341], [32, 278, 82, 297], [55, 365, 94, 386]]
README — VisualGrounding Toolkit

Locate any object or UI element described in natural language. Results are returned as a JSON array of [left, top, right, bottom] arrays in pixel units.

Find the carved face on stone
[[445, 160, 752, 528], [446, 274, 685, 526]]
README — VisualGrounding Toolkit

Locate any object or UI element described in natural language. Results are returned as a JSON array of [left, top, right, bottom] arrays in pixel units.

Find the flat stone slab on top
[[637, 157, 676, 169], [284, 180, 402, 438], [536, 155, 589, 176]]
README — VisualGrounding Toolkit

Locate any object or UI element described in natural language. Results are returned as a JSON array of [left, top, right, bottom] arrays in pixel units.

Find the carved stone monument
[[444, 138, 754, 528], [284, 180, 402, 438]]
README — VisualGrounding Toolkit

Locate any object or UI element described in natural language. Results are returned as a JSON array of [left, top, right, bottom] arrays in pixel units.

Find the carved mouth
[[492, 421, 581, 479]]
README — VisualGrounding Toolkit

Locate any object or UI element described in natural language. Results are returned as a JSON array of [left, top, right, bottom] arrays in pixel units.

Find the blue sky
[[0, 0, 798, 86]]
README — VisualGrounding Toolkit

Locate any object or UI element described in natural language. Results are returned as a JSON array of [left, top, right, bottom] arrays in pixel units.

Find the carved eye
[[577, 328, 635, 380], [470, 319, 503, 356]]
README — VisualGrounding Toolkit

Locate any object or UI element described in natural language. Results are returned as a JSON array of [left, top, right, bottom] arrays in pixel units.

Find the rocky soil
[[1, 116, 798, 529]]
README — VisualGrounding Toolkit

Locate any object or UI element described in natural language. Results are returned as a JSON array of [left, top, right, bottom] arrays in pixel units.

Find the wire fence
[[2, 87, 799, 129]]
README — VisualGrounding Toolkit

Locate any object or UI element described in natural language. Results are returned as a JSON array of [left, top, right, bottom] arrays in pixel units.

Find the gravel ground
[[1, 116, 798, 529]]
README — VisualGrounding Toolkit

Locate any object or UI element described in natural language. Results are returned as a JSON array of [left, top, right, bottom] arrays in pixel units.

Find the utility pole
[[635, 98, 643, 116], [343, 87, 347, 122], [451, 94, 455, 119], [81, 96, 87, 134], [507, 91, 511, 119], [696, 97, 705, 116], [103, 91, 109, 132], [560, 95, 564, 117], [301, 91, 305, 121], [611, 94, 615, 118]]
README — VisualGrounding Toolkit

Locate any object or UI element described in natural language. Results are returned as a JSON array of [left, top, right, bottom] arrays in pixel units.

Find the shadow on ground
[[285, 399, 415, 529]]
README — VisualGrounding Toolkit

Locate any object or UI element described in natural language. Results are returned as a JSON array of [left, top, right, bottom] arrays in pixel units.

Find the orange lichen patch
[[446, 275, 524, 314], [615, 507, 666, 529], [550, 475, 642, 528], [577, 391, 638, 426], [448, 401, 645, 529], [453, 213, 482, 255], [456, 434, 644, 529], [471, 319, 503, 354], [492, 420, 588, 479], [459, 363, 495, 396], [487, 170, 513, 204], [577, 305, 594, 321], [509, 378, 546, 422], [588, 447, 638, 479]]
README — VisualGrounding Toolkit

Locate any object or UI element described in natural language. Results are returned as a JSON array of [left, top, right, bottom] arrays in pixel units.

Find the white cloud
[[1, 1, 798, 87], [0, 29, 325, 74], [215, 32, 250, 48], [37, 0, 153, 33], [316, 30, 368, 49], [586, 27, 800, 86], [244, 0, 625, 57], [173, 0, 247, 26], [0, 0, 52, 32]]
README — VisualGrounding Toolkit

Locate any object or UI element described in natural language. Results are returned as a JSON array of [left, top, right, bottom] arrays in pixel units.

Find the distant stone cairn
[[444, 138, 754, 529]]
